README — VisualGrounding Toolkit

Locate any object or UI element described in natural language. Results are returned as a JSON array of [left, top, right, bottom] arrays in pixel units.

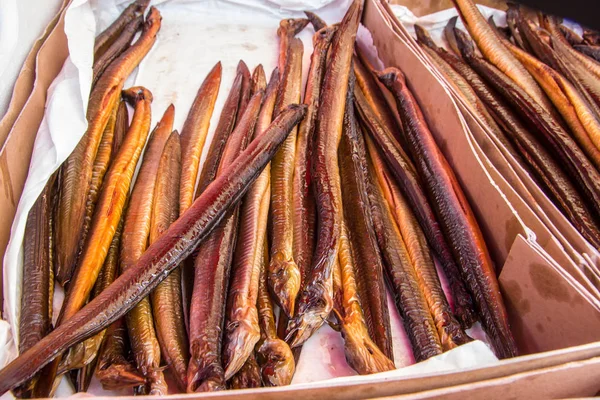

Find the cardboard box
[[1, 0, 600, 397]]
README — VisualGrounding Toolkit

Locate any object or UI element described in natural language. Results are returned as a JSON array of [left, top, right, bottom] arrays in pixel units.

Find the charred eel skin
[[0, 103, 307, 395], [354, 86, 476, 329], [286, 0, 363, 348], [56, 7, 161, 288], [378, 68, 518, 359], [187, 91, 264, 393], [222, 70, 278, 381], [338, 73, 393, 360]]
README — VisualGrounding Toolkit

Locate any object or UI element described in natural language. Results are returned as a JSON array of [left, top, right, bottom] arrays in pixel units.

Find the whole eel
[[15, 174, 57, 398], [456, 31, 600, 228], [354, 87, 476, 329], [93, 0, 149, 61], [35, 87, 154, 397], [92, 16, 143, 88], [187, 90, 264, 393], [286, 0, 362, 348], [378, 68, 518, 359], [257, 242, 296, 386], [304, 11, 327, 32], [179, 61, 222, 216], [338, 74, 393, 360], [120, 102, 176, 395], [150, 131, 187, 391], [446, 32, 600, 249], [450, 0, 557, 117], [0, 103, 307, 395], [334, 222, 395, 374], [366, 155, 443, 362], [222, 70, 278, 380], [270, 36, 304, 317], [194, 61, 245, 198], [365, 135, 471, 350], [56, 7, 161, 287], [237, 61, 252, 118], [292, 26, 336, 305]]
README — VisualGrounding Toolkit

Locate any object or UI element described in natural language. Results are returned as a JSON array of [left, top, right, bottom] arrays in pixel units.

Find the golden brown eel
[[379, 68, 518, 359], [334, 222, 395, 374], [270, 36, 304, 317], [0, 103, 307, 395], [286, 0, 362, 348], [150, 131, 187, 391]]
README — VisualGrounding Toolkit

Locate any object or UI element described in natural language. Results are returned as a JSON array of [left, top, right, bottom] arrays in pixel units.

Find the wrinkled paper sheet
[[1, 1, 500, 397]]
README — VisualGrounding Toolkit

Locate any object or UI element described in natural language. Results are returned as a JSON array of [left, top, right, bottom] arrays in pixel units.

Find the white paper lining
[[1, 1, 499, 396]]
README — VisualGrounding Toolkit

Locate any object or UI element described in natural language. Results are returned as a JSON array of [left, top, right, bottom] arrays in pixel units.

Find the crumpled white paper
[[1, 0, 499, 396]]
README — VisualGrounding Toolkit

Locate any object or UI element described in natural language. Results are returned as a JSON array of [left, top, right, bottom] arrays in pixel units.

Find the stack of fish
[[0, 0, 536, 396]]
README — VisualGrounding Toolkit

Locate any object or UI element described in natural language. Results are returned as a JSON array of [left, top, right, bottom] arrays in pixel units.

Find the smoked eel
[[334, 222, 395, 374], [287, 0, 362, 348], [450, 0, 557, 117], [93, 0, 149, 61], [276, 18, 309, 73], [93, 15, 143, 88], [304, 11, 327, 32], [338, 74, 393, 359], [150, 132, 188, 391], [16, 174, 57, 398], [187, 91, 264, 393], [228, 353, 262, 389], [222, 70, 279, 380], [270, 37, 304, 317], [0, 103, 307, 395], [56, 7, 161, 287], [257, 243, 295, 387], [378, 68, 518, 359]]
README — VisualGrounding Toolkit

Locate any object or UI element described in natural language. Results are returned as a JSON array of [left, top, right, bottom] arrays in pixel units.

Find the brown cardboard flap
[[363, 0, 528, 270], [0, 8, 70, 311], [375, 356, 600, 399], [500, 235, 600, 355], [0, 0, 70, 153]]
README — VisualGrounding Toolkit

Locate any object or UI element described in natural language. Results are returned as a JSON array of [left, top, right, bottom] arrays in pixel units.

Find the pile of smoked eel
[[9, 0, 600, 395]]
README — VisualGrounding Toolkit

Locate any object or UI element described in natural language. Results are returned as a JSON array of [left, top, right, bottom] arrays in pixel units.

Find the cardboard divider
[[0, 6, 70, 311]]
